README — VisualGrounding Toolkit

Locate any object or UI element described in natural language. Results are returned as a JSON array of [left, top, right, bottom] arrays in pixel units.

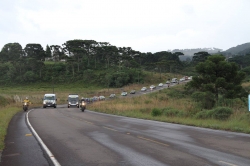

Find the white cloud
[[1, 0, 250, 52]]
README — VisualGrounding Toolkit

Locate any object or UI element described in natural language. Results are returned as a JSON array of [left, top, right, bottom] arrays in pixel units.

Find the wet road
[[22, 106, 250, 166]]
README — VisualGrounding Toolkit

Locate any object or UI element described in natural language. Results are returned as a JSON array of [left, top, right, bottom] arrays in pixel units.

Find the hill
[[224, 42, 250, 55], [172, 48, 222, 61]]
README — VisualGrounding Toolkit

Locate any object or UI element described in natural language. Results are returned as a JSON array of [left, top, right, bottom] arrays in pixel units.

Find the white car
[[179, 78, 185, 82], [150, 85, 156, 89], [141, 87, 147, 91], [99, 96, 105, 100], [158, 83, 163, 87], [166, 81, 170, 84]]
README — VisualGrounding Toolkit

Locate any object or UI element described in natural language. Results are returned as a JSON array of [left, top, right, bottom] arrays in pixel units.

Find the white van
[[43, 94, 57, 108], [67, 94, 79, 108]]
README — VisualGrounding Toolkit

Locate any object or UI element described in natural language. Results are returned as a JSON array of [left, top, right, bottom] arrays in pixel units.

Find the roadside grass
[[0, 105, 20, 150], [88, 85, 250, 134]]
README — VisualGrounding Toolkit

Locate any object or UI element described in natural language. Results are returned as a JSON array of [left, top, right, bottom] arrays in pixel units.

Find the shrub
[[191, 91, 215, 109], [151, 108, 162, 116], [212, 107, 233, 120], [163, 107, 186, 117], [195, 110, 214, 119], [0, 96, 10, 107]]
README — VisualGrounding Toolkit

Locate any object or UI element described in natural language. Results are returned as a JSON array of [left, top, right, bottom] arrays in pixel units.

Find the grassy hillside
[[88, 83, 250, 134]]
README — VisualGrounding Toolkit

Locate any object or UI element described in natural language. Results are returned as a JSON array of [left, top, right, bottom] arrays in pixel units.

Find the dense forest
[[0, 39, 249, 87]]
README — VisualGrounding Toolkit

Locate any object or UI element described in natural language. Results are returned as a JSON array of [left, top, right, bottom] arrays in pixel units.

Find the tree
[[192, 51, 210, 64], [186, 54, 246, 104], [45, 45, 52, 60], [24, 44, 45, 61], [63, 40, 86, 72], [50, 45, 64, 61], [0, 43, 23, 62]]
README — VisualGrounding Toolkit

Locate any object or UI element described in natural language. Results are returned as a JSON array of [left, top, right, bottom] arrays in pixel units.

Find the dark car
[[130, 90, 136, 94]]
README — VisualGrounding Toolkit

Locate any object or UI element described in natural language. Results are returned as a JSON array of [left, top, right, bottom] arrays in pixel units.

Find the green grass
[[0, 107, 20, 150], [88, 86, 250, 134]]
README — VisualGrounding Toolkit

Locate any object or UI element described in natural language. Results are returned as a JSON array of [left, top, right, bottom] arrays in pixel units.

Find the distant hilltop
[[171, 48, 223, 61], [223, 42, 250, 55], [171, 42, 250, 61], [171, 48, 223, 56]]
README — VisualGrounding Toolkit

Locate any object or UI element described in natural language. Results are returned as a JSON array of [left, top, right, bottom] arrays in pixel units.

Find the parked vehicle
[[43, 94, 57, 108], [121, 92, 128, 96], [130, 90, 136, 94], [67, 94, 79, 108], [166, 81, 170, 84], [141, 87, 147, 91], [158, 83, 163, 87]]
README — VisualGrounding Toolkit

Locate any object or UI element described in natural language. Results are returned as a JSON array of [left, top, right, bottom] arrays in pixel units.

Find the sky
[[1, 0, 250, 53]]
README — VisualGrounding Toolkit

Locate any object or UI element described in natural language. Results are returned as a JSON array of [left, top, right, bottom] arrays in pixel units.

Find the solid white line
[[27, 109, 61, 166], [219, 161, 237, 166]]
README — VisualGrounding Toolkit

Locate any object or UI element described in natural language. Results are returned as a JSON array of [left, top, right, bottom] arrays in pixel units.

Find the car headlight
[[43, 101, 46, 104]]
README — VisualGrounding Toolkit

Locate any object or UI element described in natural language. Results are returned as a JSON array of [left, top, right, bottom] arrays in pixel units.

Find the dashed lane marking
[[84, 121, 93, 125], [103, 126, 118, 132], [137, 136, 169, 147], [25, 134, 32, 136]]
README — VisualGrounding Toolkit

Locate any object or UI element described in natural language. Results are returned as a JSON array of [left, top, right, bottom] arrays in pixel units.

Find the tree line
[[0, 39, 249, 88], [0, 40, 186, 86]]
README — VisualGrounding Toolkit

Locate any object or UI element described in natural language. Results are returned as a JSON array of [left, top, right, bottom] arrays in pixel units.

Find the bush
[[163, 107, 186, 117], [195, 110, 214, 119], [151, 108, 162, 116], [0, 96, 9, 107], [213, 107, 233, 120], [191, 91, 215, 109]]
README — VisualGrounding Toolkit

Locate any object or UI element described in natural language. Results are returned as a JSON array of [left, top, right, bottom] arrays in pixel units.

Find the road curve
[[25, 105, 250, 166]]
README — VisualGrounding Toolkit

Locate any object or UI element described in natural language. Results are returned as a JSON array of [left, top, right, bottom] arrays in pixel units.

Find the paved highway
[[11, 105, 250, 165], [1, 81, 250, 166]]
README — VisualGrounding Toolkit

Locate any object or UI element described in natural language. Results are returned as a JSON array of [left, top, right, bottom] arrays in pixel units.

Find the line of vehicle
[[27, 109, 61, 166]]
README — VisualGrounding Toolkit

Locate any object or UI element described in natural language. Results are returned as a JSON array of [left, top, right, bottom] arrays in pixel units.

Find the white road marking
[[27, 110, 61, 166]]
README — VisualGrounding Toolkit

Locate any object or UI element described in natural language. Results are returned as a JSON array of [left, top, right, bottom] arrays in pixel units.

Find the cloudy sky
[[1, 0, 250, 53]]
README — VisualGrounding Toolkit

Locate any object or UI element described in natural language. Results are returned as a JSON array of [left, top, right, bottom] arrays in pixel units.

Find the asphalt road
[[1, 81, 250, 166], [2, 105, 250, 166]]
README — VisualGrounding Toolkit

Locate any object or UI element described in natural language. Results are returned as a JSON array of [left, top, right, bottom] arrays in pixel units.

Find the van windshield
[[68, 96, 79, 101], [44, 96, 55, 100]]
